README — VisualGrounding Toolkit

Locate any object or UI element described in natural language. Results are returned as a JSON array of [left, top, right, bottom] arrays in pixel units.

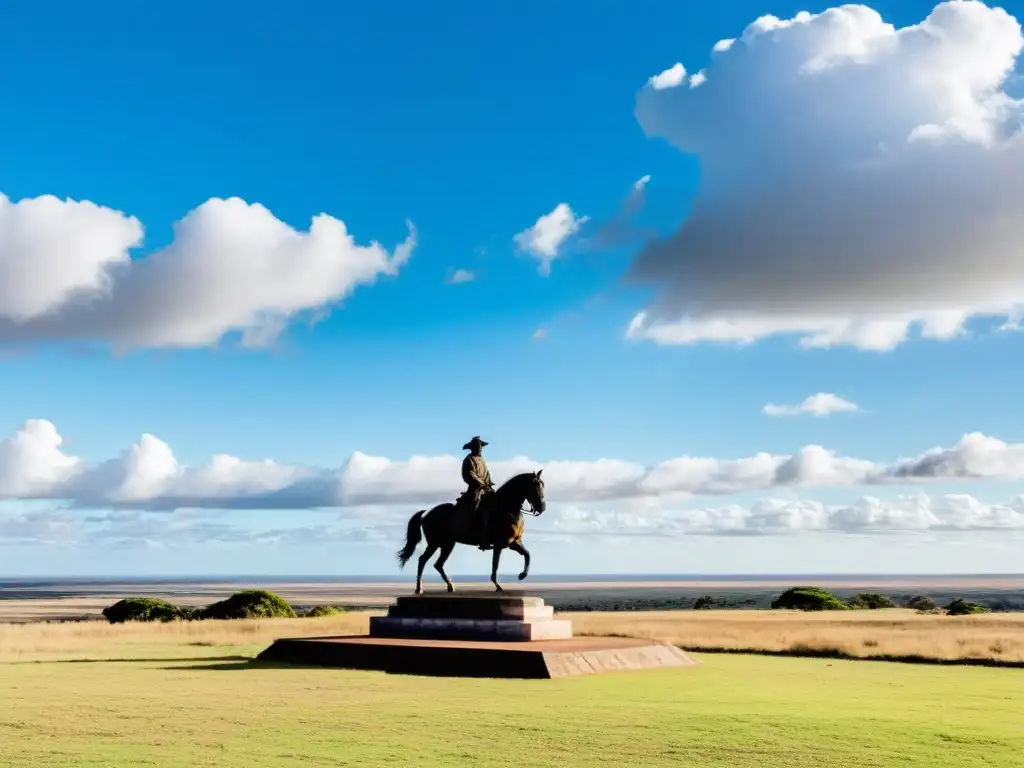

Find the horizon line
[[2, 571, 1022, 582]]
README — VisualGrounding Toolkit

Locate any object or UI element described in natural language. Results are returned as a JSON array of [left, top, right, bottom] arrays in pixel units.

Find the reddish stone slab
[[369, 616, 572, 641], [256, 634, 697, 679]]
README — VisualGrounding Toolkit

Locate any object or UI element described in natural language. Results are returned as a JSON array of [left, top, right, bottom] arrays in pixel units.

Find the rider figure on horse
[[461, 436, 493, 550]]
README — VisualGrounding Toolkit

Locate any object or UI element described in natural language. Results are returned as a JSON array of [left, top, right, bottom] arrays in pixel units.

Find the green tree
[[304, 605, 345, 618], [771, 587, 850, 611], [944, 598, 987, 616], [847, 593, 897, 609], [905, 595, 937, 611], [199, 590, 296, 620], [102, 597, 197, 623]]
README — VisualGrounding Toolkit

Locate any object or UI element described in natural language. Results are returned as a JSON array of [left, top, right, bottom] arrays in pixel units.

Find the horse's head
[[497, 470, 547, 516], [526, 469, 546, 515]]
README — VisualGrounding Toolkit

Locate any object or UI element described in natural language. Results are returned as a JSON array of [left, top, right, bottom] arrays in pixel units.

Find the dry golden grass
[[0, 610, 378, 662], [570, 609, 1024, 663], [2, 607, 1023, 665]]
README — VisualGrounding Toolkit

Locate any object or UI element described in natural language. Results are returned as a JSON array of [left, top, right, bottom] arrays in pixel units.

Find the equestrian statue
[[396, 435, 546, 593]]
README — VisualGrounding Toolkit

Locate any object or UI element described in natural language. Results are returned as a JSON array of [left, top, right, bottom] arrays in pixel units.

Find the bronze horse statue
[[396, 470, 546, 593]]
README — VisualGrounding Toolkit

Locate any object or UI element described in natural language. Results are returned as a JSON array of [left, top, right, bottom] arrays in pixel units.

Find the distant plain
[[2, 573, 1023, 622]]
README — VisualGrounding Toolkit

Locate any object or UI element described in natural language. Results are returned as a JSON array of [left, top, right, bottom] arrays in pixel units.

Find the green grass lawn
[[1, 643, 1022, 767]]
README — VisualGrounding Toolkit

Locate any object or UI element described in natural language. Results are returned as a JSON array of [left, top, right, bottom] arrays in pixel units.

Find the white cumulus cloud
[[626, 0, 1024, 352], [0, 420, 82, 498], [513, 203, 589, 276], [0, 193, 415, 351], [649, 63, 687, 90], [548, 492, 1024, 537], [648, 63, 708, 90], [763, 393, 860, 417], [0, 194, 142, 322], [1, 419, 1024, 511]]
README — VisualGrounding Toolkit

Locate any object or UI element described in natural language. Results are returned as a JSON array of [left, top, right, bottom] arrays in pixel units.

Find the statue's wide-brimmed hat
[[462, 436, 488, 450]]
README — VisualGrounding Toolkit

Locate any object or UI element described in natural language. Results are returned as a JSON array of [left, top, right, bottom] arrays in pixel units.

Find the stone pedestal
[[258, 591, 697, 679], [369, 594, 573, 642]]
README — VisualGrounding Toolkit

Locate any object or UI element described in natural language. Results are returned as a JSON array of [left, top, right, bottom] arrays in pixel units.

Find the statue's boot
[[477, 510, 490, 550]]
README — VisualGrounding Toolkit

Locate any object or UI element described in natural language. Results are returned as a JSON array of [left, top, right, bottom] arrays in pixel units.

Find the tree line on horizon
[[99, 585, 993, 623]]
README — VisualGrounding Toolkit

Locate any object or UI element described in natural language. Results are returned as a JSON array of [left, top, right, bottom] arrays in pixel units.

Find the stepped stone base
[[257, 591, 697, 678], [370, 616, 573, 641], [370, 593, 573, 643]]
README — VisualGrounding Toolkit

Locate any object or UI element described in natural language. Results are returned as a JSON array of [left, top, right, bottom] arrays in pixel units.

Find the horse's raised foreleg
[[509, 540, 530, 581], [490, 546, 504, 592], [415, 543, 438, 594], [434, 542, 456, 593]]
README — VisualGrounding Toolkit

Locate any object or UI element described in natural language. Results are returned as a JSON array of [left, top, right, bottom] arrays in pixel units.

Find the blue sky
[[2, 0, 1024, 577]]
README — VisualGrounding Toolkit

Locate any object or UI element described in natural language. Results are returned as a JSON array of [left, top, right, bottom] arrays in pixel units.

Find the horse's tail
[[396, 509, 426, 568]]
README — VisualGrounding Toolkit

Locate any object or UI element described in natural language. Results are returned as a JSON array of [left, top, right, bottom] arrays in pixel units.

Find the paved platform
[[256, 634, 697, 678]]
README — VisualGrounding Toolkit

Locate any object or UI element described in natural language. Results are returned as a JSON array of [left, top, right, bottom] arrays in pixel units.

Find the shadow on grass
[[169, 647, 1024, 672], [158, 659, 328, 672], [7, 654, 254, 666]]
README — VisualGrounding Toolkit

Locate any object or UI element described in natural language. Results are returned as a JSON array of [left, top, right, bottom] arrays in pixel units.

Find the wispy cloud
[[513, 203, 589, 276], [446, 268, 475, 285], [548, 492, 1024, 537], [7, 489, 1023, 550], [763, 393, 860, 417]]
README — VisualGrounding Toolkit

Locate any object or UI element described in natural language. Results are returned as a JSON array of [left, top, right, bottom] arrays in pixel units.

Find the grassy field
[[1, 636, 1022, 767], [2, 608, 1023, 664], [572, 609, 1024, 664]]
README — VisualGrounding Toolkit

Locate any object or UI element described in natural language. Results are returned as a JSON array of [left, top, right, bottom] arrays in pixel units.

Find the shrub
[[905, 595, 937, 612], [846, 593, 897, 610], [693, 596, 715, 610], [304, 605, 345, 618], [770, 587, 850, 611], [102, 597, 197, 624], [944, 598, 987, 616], [198, 590, 296, 620]]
